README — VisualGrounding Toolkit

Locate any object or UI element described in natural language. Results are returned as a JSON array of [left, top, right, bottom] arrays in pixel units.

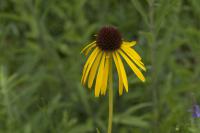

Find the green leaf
[[123, 103, 152, 115], [131, 0, 149, 26], [113, 115, 149, 128]]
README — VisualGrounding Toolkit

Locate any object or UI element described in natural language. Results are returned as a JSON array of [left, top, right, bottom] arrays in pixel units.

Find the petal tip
[[142, 78, 146, 82]]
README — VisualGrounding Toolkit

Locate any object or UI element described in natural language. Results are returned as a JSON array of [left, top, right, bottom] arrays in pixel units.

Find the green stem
[[107, 59, 113, 133], [149, 0, 159, 132]]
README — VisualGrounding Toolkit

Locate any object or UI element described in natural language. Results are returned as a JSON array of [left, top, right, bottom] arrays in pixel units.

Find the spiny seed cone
[[96, 26, 122, 51]]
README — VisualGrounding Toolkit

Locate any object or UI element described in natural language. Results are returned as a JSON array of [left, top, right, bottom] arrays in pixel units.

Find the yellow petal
[[88, 52, 102, 89], [115, 52, 128, 92], [95, 52, 106, 97], [84, 44, 96, 56], [122, 46, 144, 66], [113, 53, 123, 95], [80, 41, 96, 55], [121, 47, 146, 71], [81, 48, 98, 84], [118, 50, 146, 82], [123, 41, 136, 47], [122, 44, 142, 61], [81, 48, 99, 85], [101, 53, 110, 95]]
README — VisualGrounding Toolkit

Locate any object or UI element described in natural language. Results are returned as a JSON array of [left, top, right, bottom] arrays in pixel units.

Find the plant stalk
[[107, 59, 113, 133], [149, 0, 159, 133]]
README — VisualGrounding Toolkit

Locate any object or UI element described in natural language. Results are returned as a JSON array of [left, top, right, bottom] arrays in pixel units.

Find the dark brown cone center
[[96, 26, 122, 51]]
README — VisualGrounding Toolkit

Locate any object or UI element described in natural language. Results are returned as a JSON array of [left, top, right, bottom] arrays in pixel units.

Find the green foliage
[[0, 0, 200, 132]]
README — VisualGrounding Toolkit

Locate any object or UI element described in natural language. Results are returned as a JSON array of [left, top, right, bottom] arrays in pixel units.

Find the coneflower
[[81, 26, 146, 133]]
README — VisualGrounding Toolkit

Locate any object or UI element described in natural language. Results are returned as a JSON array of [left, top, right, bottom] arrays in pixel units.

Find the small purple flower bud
[[192, 104, 200, 118]]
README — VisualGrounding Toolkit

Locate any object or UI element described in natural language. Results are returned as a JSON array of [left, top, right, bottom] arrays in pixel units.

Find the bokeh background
[[1, 0, 200, 133]]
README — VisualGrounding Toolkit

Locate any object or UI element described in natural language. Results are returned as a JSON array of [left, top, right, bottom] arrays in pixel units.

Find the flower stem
[[107, 59, 113, 133], [149, 0, 159, 132]]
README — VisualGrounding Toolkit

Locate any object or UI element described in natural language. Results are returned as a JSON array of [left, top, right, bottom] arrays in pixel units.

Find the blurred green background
[[1, 0, 200, 133]]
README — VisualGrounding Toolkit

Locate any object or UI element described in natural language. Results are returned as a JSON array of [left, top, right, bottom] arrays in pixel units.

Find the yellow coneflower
[[81, 26, 146, 133], [81, 26, 146, 97]]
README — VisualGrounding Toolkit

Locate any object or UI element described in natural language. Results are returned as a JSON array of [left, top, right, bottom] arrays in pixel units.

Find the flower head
[[81, 26, 146, 97]]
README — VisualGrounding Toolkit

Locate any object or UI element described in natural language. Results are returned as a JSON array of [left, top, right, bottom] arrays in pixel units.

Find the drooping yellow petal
[[115, 52, 128, 92], [81, 48, 98, 84], [80, 41, 96, 55], [118, 50, 146, 82], [81, 48, 99, 85], [122, 46, 144, 67], [84, 44, 96, 56], [121, 47, 146, 71], [95, 52, 106, 97], [122, 44, 142, 61], [113, 52, 123, 95], [83, 51, 100, 84], [123, 41, 136, 47], [88, 52, 102, 89], [101, 53, 110, 95]]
